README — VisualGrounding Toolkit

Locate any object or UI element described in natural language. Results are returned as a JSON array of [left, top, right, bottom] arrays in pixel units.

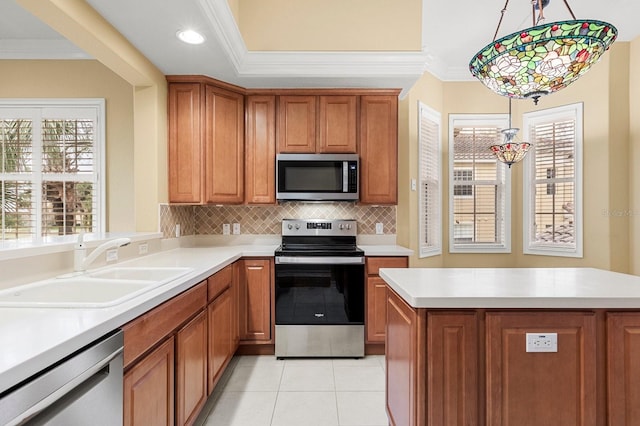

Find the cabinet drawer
[[123, 281, 207, 368], [366, 257, 408, 275], [208, 265, 233, 301]]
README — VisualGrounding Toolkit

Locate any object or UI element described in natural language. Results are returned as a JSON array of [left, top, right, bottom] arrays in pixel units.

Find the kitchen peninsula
[[379, 267, 640, 426]]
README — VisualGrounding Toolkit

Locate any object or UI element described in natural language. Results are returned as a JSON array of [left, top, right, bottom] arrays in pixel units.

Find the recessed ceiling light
[[176, 29, 205, 45]]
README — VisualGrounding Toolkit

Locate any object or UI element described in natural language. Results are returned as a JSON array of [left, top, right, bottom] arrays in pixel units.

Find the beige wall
[[631, 38, 640, 275], [0, 60, 135, 232], [398, 43, 634, 272], [237, 0, 422, 51], [17, 0, 168, 233]]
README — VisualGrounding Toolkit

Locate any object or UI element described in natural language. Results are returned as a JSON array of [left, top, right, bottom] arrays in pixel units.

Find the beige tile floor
[[195, 355, 388, 426]]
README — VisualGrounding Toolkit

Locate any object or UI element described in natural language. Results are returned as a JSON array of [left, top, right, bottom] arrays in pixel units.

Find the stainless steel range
[[274, 219, 365, 358]]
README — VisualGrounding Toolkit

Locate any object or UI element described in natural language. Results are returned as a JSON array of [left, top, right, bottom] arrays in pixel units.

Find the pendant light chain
[[493, 0, 512, 41]]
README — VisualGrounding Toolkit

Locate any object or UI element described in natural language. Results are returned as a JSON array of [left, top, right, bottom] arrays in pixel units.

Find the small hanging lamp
[[490, 98, 531, 167], [469, 0, 617, 104]]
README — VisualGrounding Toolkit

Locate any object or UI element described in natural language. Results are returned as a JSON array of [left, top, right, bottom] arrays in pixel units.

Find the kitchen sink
[[0, 267, 193, 308], [87, 266, 192, 282]]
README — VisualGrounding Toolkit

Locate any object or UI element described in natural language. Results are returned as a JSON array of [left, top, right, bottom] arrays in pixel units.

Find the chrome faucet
[[74, 233, 132, 272]]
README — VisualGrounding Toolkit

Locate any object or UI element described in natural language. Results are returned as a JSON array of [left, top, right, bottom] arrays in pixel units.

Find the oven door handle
[[275, 256, 365, 265]]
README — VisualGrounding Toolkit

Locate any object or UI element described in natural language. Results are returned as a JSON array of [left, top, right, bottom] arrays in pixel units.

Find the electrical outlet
[[138, 243, 148, 255], [223, 223, 231, 235], [375, 223, 384, 234], [232, 223, 240, 235], [106, 248, 118, 262], [526, 333, 558, 352], [175, 224, 181, 238]]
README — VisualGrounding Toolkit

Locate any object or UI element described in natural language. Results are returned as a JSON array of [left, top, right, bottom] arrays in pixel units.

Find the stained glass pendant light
[[469, 0, 617, 104], [490, 99, 531, 167]]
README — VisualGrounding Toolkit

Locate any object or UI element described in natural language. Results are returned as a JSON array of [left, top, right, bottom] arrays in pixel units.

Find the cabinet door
[[386, 288, 425, 426], [245, 95, 276, 204], [204, 85, 244, 204], [427, 312, 478, 426], [607, 313, 640, 426], [168, 83, 202, 203], [359, 95, 398, 204], [366, 277, 387, 343], [124, 337, 175, 426], [238, 259, 272, 341], [208, 289, 232, 394], [486, 312, 597, 426], [176, 311, 208, 426], [318, 95, 357, 153], [366, 257, 408, 344], [277, 95, 316, 153]]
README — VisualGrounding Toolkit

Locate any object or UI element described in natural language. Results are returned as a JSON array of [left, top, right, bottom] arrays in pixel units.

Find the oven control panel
[[281, 219, 357, 236]]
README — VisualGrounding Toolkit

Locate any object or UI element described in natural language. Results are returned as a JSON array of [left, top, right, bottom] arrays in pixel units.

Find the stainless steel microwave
[[276, 153, 359, 201]]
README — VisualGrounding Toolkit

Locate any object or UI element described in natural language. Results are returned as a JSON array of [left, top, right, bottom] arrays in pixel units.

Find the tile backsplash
[[160, 203, 395, 239]]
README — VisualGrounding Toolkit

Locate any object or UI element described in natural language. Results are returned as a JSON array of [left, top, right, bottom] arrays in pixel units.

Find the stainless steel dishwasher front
[[0, 329, 124, 426]]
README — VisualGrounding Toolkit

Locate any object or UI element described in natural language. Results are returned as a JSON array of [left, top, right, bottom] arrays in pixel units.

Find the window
[[523, 103, 583, 257], [0, 99, 105, 242], [418, 102, 441, 257], [449, 114, 510, 253]]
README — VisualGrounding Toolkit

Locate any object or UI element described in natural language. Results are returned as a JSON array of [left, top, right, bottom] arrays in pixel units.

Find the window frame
[[448, 114, 511, 254], [0, 99, 105, 242], [522, 103, 583, 258], [418, 102, 442, 258]]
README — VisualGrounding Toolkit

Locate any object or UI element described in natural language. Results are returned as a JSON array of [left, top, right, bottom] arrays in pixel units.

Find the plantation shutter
[[525, 106, 580, 254], [418, 103, 441, 257]]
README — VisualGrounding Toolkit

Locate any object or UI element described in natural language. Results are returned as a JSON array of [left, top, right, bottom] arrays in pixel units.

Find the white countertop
[[380, 267, 640, 309], [0, 242, 411, 394], [0, 245, 276, 394]]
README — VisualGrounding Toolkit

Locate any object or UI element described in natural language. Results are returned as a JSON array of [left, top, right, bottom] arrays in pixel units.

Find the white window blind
[[449, 115, 510, 253], [418, 102, 441, 257], [523, 103, 583, 257], [0, 100, 105, 242]]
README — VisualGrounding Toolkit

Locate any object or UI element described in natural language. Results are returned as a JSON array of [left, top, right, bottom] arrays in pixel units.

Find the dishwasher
[[0, 330, 124, 426]]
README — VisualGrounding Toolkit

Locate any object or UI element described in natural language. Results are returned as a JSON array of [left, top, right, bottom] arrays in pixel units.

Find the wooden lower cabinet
[[386, 288, 425, 426], [607, 313, 640, 426], [486, 312, 596, 426], [176, 311, 208, 426], [366, 257, 408, 344], [208, 288, 232, 393], [237, 258, 272, 342], [427, 312, 478, 426], [124, 337, 175, 426]]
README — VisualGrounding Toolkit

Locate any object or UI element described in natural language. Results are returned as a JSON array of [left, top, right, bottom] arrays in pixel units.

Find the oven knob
[[287, 224, 293, 230], [339, 224, 344, 230], [346, 224, 351, 230], [295, 224, 300, 230]]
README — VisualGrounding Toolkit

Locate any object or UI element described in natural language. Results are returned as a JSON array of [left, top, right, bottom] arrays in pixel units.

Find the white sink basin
[[87, 266, 192, 282], [0, 267, 193, 308]]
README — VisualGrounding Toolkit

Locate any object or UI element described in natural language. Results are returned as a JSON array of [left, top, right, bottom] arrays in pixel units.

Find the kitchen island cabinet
[[380, 267, 640, 426]]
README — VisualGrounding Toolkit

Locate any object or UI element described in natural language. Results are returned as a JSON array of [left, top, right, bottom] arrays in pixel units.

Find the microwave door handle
[[343, 161, 348, 192]]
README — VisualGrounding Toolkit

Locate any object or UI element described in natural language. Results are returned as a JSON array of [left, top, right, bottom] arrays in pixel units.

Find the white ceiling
[[2, 0, 640, 94]]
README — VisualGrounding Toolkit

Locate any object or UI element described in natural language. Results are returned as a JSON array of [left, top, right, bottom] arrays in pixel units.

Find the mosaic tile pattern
[[160, 203, 395, 238], [159, 204, 195, 238]]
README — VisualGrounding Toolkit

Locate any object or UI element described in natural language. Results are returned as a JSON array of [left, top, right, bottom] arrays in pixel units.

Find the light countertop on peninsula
[[379, 267, 640, 309]]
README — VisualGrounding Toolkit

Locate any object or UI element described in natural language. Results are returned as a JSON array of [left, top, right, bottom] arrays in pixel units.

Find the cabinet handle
[[247, 266, 263, 270]]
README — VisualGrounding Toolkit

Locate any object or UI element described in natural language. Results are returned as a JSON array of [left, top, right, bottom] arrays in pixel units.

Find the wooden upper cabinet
[[168, 83, 202, 203], [245, 95, 276, 204], [359, 95, 398, 204], [204, 85, 244, 204], [318, 96, 357, 153], [278, 95, 317, 153]]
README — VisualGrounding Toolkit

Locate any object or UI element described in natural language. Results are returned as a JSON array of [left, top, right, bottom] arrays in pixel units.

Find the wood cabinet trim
[[208, 264, 233, 302], [123, 282, 207, 368]]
